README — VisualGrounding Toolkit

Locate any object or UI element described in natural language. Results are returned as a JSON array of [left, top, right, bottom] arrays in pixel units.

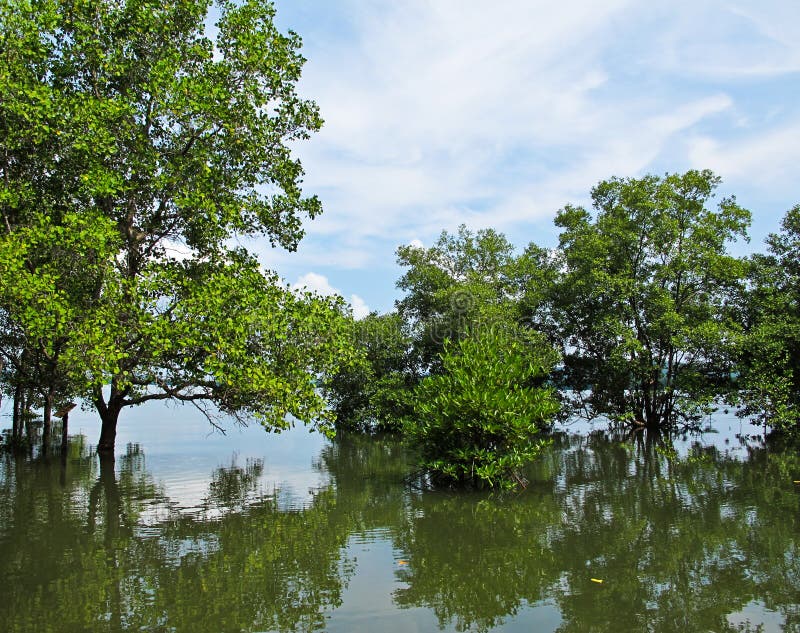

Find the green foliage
[[733, 205, 800, 432], [390, 225, 563, 480], [322, 312, 415, 432], [103, 250, 357, 434], [406, 324, 559, 489], [396, 225, 527, 373], [552, 170, 750, 428], [0, 0, 354, 448], [0, 211, 121, 421]]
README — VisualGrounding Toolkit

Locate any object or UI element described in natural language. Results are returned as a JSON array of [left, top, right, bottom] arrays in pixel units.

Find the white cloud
[[289, 0, 772, 242], [687, 122, 800, 192], [269, 0, 800, 311], [349, 294, 371, 320], [255, 236, 372, 271], [644, 0, 800, 78], [292, 272, 371, 319], [292, 272, 338, 296]]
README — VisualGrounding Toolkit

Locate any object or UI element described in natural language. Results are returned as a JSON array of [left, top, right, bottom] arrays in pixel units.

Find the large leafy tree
[[393, 226, 561, 486], [552, 170, 750, 428], [395, 225, 531, 373], [734, 205, 800, 432], [0, 0, 354, 454]]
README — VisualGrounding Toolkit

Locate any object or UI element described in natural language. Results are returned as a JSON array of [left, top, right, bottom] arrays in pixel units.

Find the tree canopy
[[734, 205, 800, 431], [0, 0, 356, 453], [395, 225, 524, 372], [551, 170, 750, 427]]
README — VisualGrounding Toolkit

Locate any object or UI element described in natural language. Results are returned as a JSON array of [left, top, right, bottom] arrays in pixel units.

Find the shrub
[[406, 324, 559, 489]]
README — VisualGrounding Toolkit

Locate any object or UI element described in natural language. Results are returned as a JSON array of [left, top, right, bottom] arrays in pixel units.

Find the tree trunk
[[95, 377, 132, 456], [640, 381, 652, 427], [24, 387, 34, 448], [12, 379, 23, 444], [13, 350, 31, 448], [645, 412, 661, 430], [61, 411, 69, 459], [95, 383, 125, 457], [97, 406, 121, 456], [42, 389, 53, 457]]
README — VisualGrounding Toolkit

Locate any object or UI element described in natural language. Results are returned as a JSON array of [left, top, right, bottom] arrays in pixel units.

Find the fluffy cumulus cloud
[[292, 272, 371, 320], [269, 0, 800, 311]]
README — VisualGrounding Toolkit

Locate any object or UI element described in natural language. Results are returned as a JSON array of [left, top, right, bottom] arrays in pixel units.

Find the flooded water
[[1, 405, 798, 632]]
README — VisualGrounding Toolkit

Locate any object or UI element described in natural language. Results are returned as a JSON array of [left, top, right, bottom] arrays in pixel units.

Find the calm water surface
[[1, 405, 798, 632]]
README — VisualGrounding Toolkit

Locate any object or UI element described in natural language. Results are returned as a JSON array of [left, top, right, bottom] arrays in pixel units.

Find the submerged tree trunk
[[12, 379, 24, 444], [95, 382, 125, 457], [41, 388, 53, 457], [24, 387, 34, 448], [96, 405, 121, 456], [645, 410, 662, 430], [61, 410, 69, 459]]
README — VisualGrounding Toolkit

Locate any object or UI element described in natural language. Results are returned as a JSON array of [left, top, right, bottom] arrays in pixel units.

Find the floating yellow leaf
[[397, 560, 408, 566], [590, 578, 604, 584]]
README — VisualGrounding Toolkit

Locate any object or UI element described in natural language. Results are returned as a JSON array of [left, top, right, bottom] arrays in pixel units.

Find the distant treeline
[[322, 170, 799, 486]]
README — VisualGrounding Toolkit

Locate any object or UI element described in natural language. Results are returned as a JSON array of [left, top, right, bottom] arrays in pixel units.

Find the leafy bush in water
[[406, 324, 560, 489]]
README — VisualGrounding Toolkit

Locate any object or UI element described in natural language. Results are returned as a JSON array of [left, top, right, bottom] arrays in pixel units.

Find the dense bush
[[405, 324, 560, 489]]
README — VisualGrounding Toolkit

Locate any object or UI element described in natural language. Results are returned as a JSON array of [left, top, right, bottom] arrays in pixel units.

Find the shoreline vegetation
[[319, 180, 800, 489], [1, 1, 798, 490]]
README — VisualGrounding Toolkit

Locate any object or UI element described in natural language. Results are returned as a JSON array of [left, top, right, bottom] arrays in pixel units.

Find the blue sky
[[257, 0, 800, 316]]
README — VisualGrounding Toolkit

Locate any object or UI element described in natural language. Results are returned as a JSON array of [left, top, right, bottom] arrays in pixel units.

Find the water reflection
[[205, 455, 266, 515], [389, 432, 800, 633], [546, 434, 799, 633], [0, 440, 355, 632], [0, 427, 798, 632]]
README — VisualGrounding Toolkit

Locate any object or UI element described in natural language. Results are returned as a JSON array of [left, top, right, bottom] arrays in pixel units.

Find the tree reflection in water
[[0, 429, 798, 632], [0, 441, 355, 633], [389, 431, 800, 633]]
